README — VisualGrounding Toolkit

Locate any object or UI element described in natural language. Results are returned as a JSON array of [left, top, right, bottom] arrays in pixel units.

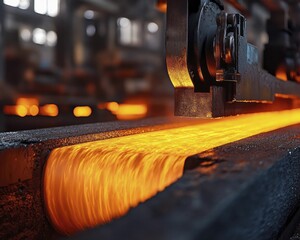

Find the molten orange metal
[[44, 109, 300, 235]]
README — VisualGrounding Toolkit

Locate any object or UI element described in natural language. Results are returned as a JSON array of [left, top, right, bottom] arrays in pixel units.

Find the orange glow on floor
[[44, 109, 300, 235], [73, 106, 92, 117], [40, 104, 59, 117]]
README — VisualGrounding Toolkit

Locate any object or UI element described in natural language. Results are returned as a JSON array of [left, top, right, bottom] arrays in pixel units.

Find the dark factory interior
[[0, 0, 300, 240], [0, 0, 171, 132]]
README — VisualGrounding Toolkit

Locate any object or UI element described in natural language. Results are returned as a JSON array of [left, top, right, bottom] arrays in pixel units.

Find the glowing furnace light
[[106, 102, 119, 112], [105, 102, 148, 120], [4, 97, 40, 117], [115, 104, 148, 120], [44, 109, 300, 236], [16, 105, 27, 117], [73, 106, 92, 117], [29, 105, 39, 116], [16, 97, 39, 106], [276, 66, 288, 81], [3, 106, 27, 117], [40, 104, 59, 117], [156, 0, 167, 12], [17, 98, 39, 116]]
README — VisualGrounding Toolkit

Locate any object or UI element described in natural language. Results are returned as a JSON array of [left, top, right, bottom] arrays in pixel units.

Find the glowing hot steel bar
[[44, 109, 300, 236]]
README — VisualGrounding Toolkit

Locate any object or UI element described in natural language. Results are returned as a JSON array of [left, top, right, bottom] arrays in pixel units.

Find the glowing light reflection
[[115, 104, 147, 120], [276, 67, 288, 81], [16, 105, 27, 117], [105, 102, 147, 120], [3, 97, 40, 117], [73, 106, 92, 117], [40, 104, 59, 117]]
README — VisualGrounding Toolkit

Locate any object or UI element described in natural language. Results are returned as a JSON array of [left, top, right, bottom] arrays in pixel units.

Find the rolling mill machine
[[1, 0, 300, 240]]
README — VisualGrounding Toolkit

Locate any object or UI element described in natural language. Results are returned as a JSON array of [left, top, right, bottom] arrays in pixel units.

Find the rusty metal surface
[[68, 124, 300, 240], [0, 147, 35, 187]]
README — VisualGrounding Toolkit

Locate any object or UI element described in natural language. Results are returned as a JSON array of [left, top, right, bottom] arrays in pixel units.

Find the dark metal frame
[[166, 0, 300, 117]]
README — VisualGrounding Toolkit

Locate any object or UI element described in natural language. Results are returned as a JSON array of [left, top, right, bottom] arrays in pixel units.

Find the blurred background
[[0, 0, 173, 132], [0, 0, 284, 132]]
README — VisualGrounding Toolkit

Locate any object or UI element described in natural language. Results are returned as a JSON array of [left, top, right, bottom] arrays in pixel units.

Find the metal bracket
[[166, 0, 300, 117]]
